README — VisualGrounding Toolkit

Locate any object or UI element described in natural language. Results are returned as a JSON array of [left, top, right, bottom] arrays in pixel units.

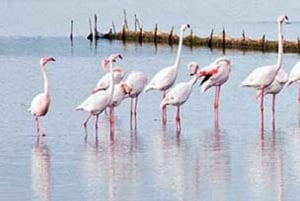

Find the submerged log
[[99, 24, 299, 53]]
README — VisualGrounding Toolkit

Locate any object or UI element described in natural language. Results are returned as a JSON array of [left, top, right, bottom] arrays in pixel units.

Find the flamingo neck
[[276, 21, 283, 70], [108, 61, 115, 102], [174, 28, 185, 68], [189, 74, 199, 86], [41, 64, 49, 95]]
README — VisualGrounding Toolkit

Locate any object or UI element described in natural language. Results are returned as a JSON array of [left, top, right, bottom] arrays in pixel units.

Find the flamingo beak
[[51, 58, 56, 62]]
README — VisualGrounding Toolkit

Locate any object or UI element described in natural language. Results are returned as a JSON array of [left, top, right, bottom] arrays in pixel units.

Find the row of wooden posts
[[69, 11, 300, 53]]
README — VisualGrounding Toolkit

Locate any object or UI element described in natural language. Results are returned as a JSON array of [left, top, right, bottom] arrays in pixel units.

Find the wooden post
[[134, 14, 137, 32], [70, 20, 73, 44], [94, 14, 100, 40], [298, 36, 300, 53], [154, 24, 158, 44], [122, 23, 126, 41], [123, 9, 128, 30], [261, 34, 266, 51], [222, 28, 226, 50], [168, 26, 174, 45], [87, 18, 93, 41], [208, 29, 214, 48], [139, 27, 143, 44], [112, 21, 116, 35], [189, 28, 193, 47], [242, 30, 245, 42]]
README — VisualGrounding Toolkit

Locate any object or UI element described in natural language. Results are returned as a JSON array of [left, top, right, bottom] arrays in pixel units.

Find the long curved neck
[[108, 60, 115, 101], [41, 64, 49, 95], [276, 21, 283, 69], [189, 74, 198, 86], [174, 28, 185, 68]]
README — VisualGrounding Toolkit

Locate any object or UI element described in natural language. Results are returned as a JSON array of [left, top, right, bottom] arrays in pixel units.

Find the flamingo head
[[181, 24, 191, 32], [278, 15, 288, 24], [188, 62, 199, 76], [40, 56, 55, 66], [101, 58, 110, 71], [109, 53, 123, 62]]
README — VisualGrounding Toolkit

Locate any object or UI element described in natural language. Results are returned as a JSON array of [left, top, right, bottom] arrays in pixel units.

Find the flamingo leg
[[35, 116, 41, 134], [260, 88, 265, 129], [175, 105, 181, 133], [109, 106, 115, 124], [133, 96, 139, 129], [162, 90, 167, 124], [83, 114, 92, 140], [214, 86, 221, 126], [130, 98, 133, 130], [95, 114, 99, 141], [272, 94, 276, 125]]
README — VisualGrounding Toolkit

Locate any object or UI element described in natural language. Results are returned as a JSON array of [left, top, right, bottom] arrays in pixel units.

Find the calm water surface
[[1, 1, 300, 201]]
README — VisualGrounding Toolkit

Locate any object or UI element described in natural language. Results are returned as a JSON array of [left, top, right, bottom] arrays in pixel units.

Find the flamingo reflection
[[31, 144, 50, 201]]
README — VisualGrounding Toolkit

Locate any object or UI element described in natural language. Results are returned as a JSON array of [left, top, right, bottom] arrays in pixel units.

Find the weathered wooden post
[[154, 23, 158, 44], [261, 34, 266, 51], [222, 28, 226, 50], [168, 26, 174, 45], [189, 28, 193, 47], [123, 9, 128, 30], [70, 20, 73, 45], [112, 21, 116, 35], [87, 18, 93, 41], [94, 14, 100, 40], [139, 27, 143, 44], [208, 29, 214, 48], [122, 23, 127, 41]]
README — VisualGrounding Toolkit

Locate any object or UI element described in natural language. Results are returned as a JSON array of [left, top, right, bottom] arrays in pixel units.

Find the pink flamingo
[[92, 53, 125, 92], [160, 62, 199, 132], [76, 53, 121, 140], [29, 57, 56, 137], [144, 24, 190, 124], [256, 69, 288, 124], [286, 61, 300, 105], [198, 57, 231, 125], [241, 15, 288, 127], [121, 71, 147, 129]]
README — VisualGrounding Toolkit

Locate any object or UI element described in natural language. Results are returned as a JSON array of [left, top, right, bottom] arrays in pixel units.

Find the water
[[1, 1, 300, 201]]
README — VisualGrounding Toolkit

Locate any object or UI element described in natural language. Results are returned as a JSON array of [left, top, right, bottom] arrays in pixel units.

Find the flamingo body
[[287, 61, 300, 86], [122, 71, 147, 97]]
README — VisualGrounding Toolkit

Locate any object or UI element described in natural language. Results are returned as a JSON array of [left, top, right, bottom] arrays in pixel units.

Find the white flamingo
[[241, 15, 288, 126], [286, 61, 300, 104], [160, 62, 199, 132], [144, 23, 190, 124], [29, 56, 56, 138], [92, 53, 125, 92], [197, 57, 231, 125], [257, 69, 288, 123], [76, 53, 121, 140], [121, 71, 147, 129]]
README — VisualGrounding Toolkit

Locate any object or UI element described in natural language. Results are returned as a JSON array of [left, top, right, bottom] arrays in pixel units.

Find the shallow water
[[1, 1, 300, 201]]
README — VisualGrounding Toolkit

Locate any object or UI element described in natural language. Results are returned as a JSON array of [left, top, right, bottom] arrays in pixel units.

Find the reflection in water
[[31, 144, 50, 201], [246, 127, 284, 201], [82, 130, 139, 201]]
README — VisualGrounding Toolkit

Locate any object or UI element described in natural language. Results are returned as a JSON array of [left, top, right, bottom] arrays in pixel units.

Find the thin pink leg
[[260, 88, 265, 129], [175, 105, 181, 133], [109, 106, 115, 124], [162, 90, 167, 125], [272, 94, 276, 125], [214, 86, 220, 126], [95, 114, 99, 141], [35, 116, 40, 134], [133, 96, 139, 129], [130, 98, 133, 130], [83, 114, 92, 141]]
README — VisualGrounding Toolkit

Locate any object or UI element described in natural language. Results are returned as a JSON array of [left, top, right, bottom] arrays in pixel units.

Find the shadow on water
[[31, 144, 50, 201]]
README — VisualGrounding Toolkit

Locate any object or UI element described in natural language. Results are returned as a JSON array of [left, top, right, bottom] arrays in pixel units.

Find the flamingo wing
[[76, 90, 110, 114], [161, 82, 192, 107], [287, 61, 300, 86], [29, 93, 50, 116]]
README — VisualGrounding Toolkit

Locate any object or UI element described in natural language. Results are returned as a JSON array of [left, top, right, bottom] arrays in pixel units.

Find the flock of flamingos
[[28, 15, 300, 140]]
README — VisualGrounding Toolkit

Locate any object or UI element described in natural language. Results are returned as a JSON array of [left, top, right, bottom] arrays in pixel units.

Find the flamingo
[[160, 62, 199, 132], [198, 57, 231, 125], [121, 71, 147, 129], [92, 53, 125, 92], [76, 53, 121, 140], [286, 61, 300, 104], [256, 69, 288, 124], [241, 15, 288, 126], [144, 23, 190, 124], [107, 83, 128, 124], [29, 56, 56, 137]]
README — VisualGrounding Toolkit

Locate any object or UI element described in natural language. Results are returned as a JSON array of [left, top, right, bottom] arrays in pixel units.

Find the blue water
[[0, 1, 300, 201]]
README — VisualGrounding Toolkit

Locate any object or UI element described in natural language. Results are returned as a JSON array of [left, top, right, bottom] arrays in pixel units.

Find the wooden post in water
[[208, 29, 214, 48], [189, 29, 193, 47], [122, 23, 127, 41], [70, 20, 74, 45], [123, 9, 128, 30], [112, 21, 116, 35], [154, 24, 158, 44], [139, 27, 143, 44], [261, 34, 266, 51], [298, 36, 300, 53], [222, 28, 226, 51], [87, 18, 93, 41], [168, 26, 174, 45], [94, 14, 100, 40]]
